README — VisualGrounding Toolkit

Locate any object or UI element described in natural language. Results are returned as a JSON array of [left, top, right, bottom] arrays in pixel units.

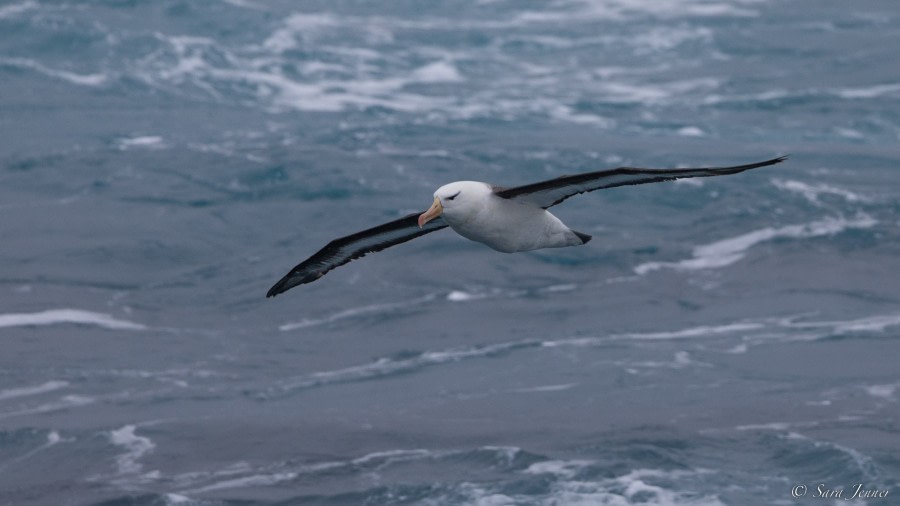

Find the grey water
[[1, 0, 899, 504]]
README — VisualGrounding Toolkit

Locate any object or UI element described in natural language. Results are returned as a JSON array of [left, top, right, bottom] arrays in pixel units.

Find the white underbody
[[441, 190, 584, 253]]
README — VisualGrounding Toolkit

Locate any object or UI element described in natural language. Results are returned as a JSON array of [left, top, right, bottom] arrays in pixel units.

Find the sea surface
[[2, 1, 899, 505]]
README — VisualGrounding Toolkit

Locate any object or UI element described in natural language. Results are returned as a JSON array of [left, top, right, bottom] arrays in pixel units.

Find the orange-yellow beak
[[418, 197, 443, 228]]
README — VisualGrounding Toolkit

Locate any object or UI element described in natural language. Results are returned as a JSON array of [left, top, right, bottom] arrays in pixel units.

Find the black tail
[[573, 230, 592, 245]]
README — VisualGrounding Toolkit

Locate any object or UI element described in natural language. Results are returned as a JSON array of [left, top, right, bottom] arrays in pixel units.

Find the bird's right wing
[[267, 214, 448, 297]]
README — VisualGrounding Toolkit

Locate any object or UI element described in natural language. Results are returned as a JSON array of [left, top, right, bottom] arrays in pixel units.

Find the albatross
[[267, 156, 786, 297]]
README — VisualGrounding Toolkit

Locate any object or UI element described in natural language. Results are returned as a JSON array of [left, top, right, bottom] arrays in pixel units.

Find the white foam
[[271, 339, 538, 394], [783, 313, 900, 335], [726, 343, 748, 354], [677, 126, 705, 137], [0, 0, 37, 18], [0, 309, 146, 330], [187, 472, 298, 494], [207, 67, 446, 113], [163, 494, 194, 505], [772, 179, 867, 205], [735, 422, 793, 431], [863, 383, 899, 400], [0, 394, 95, 420], [263, 13, 337, 52], [447, 290, 488, 302], [117, 136, 165, 150], [0, 380, 69, 401], [543, 321, 763, 348], [0, 57, 108, 86], [543, 283, 577, 293], [594, 78, 720, 104], [834, 83, 900, 99], [110, 425, 155, 476], [548, 104, 616, 127], [780, 432, 878, 480], [413, 61, 464, 82], [834, 127, 864, 139], [524, 459, 593, 478], [184, 448, 439, 494], [620, 351, 707, 371], [832, 314, 900, 334], [447, 284, 568, 303], [515, 0, 756, 23], [279, 294, 436, 330], [624, 322, 764, 340], [219, 0, 261, 9], [632, 26, 713, 52], [351, 448, 435, 466], [521, 463, 724, 506], [513, 383, 577, 393], [674, 177, 704, 187], [635, 214, 877, 275]]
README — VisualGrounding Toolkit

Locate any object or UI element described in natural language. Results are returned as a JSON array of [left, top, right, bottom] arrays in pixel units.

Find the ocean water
[[1, 0, 899, 504]]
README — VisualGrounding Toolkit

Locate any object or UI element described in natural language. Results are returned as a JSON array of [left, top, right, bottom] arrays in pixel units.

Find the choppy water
[[2, 1, 899, 504]]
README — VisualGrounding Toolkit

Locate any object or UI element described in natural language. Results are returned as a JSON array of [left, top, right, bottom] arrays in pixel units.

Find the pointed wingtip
[[764, 154, 789, 166], [266, 275, 290, 298]]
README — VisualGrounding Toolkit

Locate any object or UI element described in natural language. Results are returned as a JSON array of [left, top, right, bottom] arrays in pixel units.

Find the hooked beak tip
[[418, 197, 443, 228]]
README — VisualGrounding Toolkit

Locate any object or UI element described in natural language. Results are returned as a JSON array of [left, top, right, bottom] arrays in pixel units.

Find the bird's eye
[[447, 191, 461, 201]]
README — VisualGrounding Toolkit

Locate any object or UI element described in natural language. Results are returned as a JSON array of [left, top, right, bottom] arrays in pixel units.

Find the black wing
[[494, 156, 787, 209], [267, 213, 448, 297]]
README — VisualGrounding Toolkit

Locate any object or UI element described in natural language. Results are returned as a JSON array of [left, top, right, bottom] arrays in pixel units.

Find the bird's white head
[[418, 181, 491, 228]]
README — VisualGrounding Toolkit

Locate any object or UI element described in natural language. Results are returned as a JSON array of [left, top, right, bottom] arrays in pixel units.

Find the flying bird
[[267, 156, 786, 297]]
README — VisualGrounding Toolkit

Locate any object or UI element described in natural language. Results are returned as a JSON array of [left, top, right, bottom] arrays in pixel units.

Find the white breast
[[444, 192, 583, 253]]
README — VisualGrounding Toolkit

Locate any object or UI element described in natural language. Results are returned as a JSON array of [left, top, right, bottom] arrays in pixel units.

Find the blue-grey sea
[[2, 1, 899, 505]]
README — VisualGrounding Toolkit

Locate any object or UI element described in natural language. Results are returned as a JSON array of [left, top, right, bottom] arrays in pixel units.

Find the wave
[[780, 312, 900, 336], [863, 382, 900, 401], [261, 339, 541, 397], [180, 448, 446, 495], [512, 383, 577, 393], [109, 425, 156, 477], [542, 322, 764, 348], [0, 2, 765, 124], [521, 464, 725, 506], [280, 285, 577, 330], [779, 432, 882, 484], [634, 213, 877, 275], [427, 464, 727, 506], [270, 310, 900, 397], [219, 0, 262, 9], [116, 136, 165, 150], [0, 57, 108, 86], [771, 179, 869, 206], [0, 428, 67, 473], [546, 311, 900, 351], [0, 380, 69, 401], [834, 83, 900, 99], [279, 294, 437, 330], [513, 0, 758, 24], [0, 309, 146, 330], [0, 394, 95, 420]]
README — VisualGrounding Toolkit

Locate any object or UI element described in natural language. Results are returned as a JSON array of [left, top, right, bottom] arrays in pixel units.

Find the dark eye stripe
[[447, 191, 461, 201]]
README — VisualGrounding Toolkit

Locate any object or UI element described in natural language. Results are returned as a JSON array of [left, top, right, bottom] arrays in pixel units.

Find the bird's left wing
[[267, 213, 448, 297], [494, 156, 787, 209]]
